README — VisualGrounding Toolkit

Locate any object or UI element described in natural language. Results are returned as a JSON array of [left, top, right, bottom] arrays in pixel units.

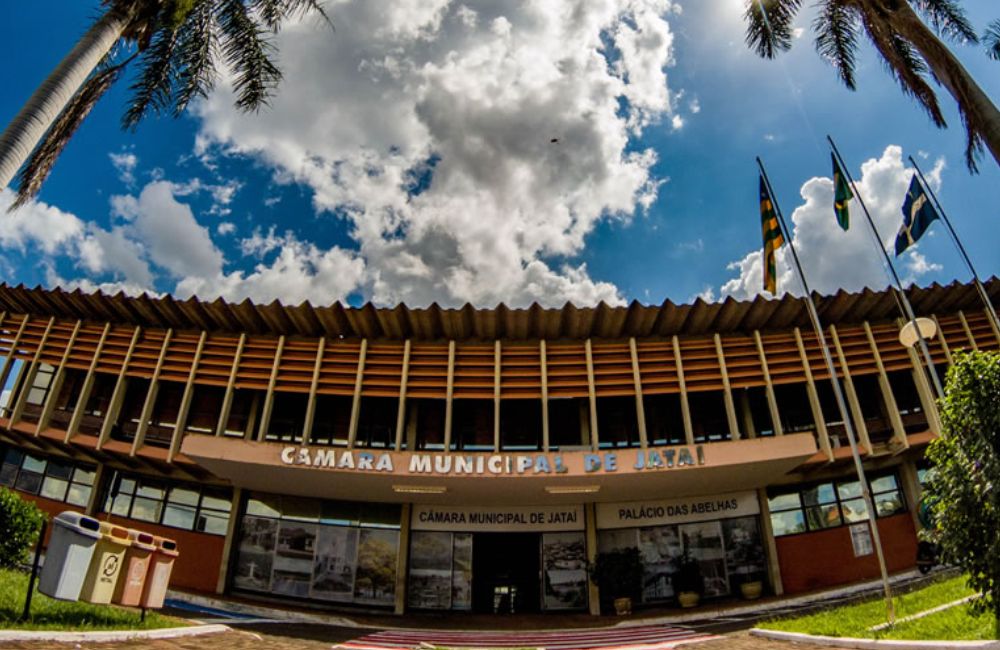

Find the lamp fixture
[[392, 485, 448, 494], [545, 485, 601, 494]]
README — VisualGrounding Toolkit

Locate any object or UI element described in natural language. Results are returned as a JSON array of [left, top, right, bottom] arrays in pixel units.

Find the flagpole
[[756, 156, 896, 625], [826, 136, 945, 401], [906, 155, 1000, 338]]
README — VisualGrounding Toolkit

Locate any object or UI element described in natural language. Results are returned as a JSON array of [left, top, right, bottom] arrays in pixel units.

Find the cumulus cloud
[[109, 150, 138, 186], [193, 0, 679, 307], [720, 145, 944, 300]]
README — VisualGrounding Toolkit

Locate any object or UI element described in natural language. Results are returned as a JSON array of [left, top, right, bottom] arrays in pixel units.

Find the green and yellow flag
[[760, 175, 784, 294], [832, 153, 853, 231]]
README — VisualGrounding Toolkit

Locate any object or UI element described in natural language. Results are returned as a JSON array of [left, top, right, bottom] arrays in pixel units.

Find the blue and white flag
[[894, 175, 940, 256]]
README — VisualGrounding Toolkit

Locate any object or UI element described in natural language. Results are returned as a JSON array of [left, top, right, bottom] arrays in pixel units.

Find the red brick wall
[[775, 513, 917, 594]]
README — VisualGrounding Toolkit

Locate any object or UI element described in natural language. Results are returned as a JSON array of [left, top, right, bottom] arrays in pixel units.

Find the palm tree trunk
[[0, 9, 128, 191], [890, 1, 1000, 170]]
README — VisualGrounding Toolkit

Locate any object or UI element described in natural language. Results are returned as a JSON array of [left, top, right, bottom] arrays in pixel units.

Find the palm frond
[[744, 0, 804, 59], [122, 11, 180, 129], [814, 1, 859, 90], [173, 0, 219, 115], [985, 20, 1000, 60], [859, 7, 946, 129], [251, 0, 332, 32], [910, 0, 978, 44], [216, 0, 282, 112], [12, 64, 126, 209]]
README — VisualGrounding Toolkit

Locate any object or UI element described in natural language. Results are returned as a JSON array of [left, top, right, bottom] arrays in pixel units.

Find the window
[[0, 449, 95, 507], [103, 471, 232, 535], [25, 363, 56, 406], [768, 471, 906, 537], [597, 396, 640, 449]]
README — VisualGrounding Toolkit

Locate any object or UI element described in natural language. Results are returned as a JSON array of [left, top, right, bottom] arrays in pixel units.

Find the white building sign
[[596, 491, 760, 529], [411, 504, 585, 532]]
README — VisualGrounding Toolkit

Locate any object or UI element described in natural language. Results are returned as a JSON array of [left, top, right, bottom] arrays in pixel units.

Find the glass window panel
[[200, 490, 232, 513], [109, 493, 131, 517], [840, 497, 870, 522], [130, 496, 162, 522], [40, 477, 69, 501], [26, 387, 47, 405], [767, 492, 801, 512], [875, 491, 904, 517], [2, 449, 24, 466], [0, 463, 18, 486], [163, 504, 197, 529], [45, 461, 73, 480], [21, 455, 46, 474], [805, 504, 842, 530], [802, 483, 836, 506], [770, 510, 806, 536], [871, 475, 898, 494], [14, 471, 42, 494], [247, 495, 281, 518], [320, 501, 359, 526], [360, 503, 401, 529], [66, 484, 91, 508], [136, 483, 165, 499], [167, 487, 199, 506], [72, 468, 96, 485], [197, 512, 230, 535], [117, 478, 136, 495], [281, 497, 320, 522], [837, 480, 863, 500]]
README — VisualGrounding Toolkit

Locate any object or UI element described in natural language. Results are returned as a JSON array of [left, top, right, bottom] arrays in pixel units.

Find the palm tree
[[745, 0, 1000, 172], [0, 0, 328, 207]]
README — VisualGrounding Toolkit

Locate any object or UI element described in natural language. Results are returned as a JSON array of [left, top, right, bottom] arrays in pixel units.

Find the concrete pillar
[[394, 503, 412, 615], [585, 502, 600, 615], [216, 486, 244, 594]]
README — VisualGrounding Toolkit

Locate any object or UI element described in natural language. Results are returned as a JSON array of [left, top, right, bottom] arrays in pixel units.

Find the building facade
[[0, 280, 996, 615]]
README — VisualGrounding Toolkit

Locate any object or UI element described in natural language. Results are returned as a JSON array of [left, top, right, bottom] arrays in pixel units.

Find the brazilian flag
[[760, 175, 784, 294], [832, 153, 853, 231]]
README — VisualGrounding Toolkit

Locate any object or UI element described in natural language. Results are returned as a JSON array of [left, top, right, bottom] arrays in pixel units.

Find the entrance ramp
[[337, 624, 718, 650]]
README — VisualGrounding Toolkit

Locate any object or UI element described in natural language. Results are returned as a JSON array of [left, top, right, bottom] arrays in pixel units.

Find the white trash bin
[[37, 511, 102, 601]]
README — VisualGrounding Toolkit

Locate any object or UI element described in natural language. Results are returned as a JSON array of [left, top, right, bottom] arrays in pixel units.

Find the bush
[[0, 489, 45, 568], [590, 547, 643, 602]]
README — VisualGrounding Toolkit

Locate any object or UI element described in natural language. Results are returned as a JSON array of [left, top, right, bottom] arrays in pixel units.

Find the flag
[[832, 153, 853, 231], [760, 175, 784, 294], [895, 175, 940, 256]]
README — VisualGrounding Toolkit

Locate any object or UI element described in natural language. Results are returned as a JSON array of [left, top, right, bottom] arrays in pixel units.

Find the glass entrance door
[[472, 533, 541, 613]]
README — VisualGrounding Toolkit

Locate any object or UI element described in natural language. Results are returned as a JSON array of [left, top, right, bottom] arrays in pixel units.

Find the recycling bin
[[113, 529, 156, 606], [138, 536, 178, 609], [37, 511, 102, 601], [79, 521, 131, 604]]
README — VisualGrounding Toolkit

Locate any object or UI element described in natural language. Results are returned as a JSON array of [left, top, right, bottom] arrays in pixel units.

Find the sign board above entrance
[[596, 491, 760, 529], [411, 504, 585, 532]]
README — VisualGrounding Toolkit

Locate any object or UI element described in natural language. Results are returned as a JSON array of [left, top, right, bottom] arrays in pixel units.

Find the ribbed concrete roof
[[0, 278, 995, 341]]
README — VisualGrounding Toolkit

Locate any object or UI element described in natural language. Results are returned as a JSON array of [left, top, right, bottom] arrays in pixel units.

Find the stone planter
[[677, 591, 700, 608], [613, 597, 632, 616], [740, 580, 763, 600]]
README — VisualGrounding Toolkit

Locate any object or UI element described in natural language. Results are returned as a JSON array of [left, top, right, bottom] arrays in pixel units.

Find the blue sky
[[0, 1, 998, 308]]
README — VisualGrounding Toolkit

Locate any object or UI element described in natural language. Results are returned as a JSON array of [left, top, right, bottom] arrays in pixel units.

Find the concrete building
[[0, 280, 996, 614]]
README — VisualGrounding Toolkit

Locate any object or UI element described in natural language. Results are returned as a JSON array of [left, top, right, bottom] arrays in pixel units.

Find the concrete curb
[[0, 622, 231, 643], [750, 628, 1000, 649]]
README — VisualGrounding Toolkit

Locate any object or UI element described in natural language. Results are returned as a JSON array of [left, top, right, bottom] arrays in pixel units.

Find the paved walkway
[[0, 629, 847, 649], [335, 623, 717, 650]]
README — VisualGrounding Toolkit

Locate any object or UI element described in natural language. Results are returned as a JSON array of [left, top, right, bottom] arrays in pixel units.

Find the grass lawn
[[0, 568, 188, 631], [759, 574, 995, 641]]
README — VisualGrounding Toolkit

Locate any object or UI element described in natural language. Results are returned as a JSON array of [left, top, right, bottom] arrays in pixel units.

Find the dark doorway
[[472, 533, 541, 613]]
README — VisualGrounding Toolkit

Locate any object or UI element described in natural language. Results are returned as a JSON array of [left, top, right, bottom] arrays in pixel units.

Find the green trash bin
[[79, 521, 131, 604]]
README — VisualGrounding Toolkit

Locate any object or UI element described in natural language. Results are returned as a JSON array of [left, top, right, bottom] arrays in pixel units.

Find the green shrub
[[0, 489, 45, 568]]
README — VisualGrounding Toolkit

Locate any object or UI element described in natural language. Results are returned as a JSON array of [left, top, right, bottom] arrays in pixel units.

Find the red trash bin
[[138, 536, 178, 609], [113, 529, 156, 607]]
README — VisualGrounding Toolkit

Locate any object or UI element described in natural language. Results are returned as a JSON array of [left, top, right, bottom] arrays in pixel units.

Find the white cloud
[[110, 181, 224, 279], [193, 0, 678, 307], [217, 221, 236, 235], [720, 145, 945, 299], [0, 189, 85, 254], [109, 150, 138, 186]]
